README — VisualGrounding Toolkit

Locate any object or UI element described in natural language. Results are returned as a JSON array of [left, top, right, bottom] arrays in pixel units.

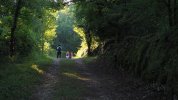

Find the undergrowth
[[100, 31, 178, 99], [0, 52, 52, 100]]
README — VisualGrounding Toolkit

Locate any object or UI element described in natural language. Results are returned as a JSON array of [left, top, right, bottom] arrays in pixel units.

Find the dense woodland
[[53, 6, 81, 53], [0, 0, 63, 59], [73, 0, 178, 99], [0, 0, 178, 99]]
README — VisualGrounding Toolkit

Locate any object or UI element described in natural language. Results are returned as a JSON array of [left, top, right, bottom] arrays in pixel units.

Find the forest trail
[[72, 59, 166, 100], [30, 58, 60, 100], [73, 59, 110, 99], [31, 58, 166, 100]]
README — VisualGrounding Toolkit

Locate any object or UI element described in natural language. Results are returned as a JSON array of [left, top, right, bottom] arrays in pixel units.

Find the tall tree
[[10, 0, 22, 57]]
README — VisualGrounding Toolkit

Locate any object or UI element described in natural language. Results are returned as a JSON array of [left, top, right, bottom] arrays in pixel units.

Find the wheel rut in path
[[30, 58, 60, 100], [74, 59, 110, 99]]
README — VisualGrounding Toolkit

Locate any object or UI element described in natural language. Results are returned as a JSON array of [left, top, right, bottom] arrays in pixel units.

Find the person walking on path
[[69, 52, 72, 59], [69, 51, 73, 59], [66, 51, 69, 59], [66, 51, 73, 59], [57, 45, 62, 58]]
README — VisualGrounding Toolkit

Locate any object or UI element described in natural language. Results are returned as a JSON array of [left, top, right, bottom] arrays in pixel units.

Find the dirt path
[[74, 58, 166, 100], [30, 58, 60, 100], [30, 58, 166, 100], [74, 59, 110, 99]]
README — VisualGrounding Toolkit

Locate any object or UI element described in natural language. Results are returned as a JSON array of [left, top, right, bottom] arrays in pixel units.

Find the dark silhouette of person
[[57, 45, 62, 58], [69, 51, 73, 59], [69, 51, 72, 59]]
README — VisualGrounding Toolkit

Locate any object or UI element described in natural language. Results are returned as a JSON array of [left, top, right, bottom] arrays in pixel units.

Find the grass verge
[[0, 54, 52, 100]]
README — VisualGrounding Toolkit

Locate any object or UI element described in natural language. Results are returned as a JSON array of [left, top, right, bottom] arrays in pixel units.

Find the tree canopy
[[53, 6, 81, 53], [72, 0, 178, 98], [0, 0, 178, 99], [0, 0, 63, 59]]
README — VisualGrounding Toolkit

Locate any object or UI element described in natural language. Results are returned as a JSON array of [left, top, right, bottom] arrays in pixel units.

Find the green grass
[[0, 54, 52, 100], [53, 59, 87, 100]]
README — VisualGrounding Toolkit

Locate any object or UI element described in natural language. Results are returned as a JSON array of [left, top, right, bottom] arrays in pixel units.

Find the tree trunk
[[168, 0, 173, 27], [114, 33, 119, 68], [173, 0, 176, 25], [124, 0, 127, 7], [41, 32, 44, 54], [167, 0, 177, 27], [10, 0, 22, 57], [86, 30, 92, 56]]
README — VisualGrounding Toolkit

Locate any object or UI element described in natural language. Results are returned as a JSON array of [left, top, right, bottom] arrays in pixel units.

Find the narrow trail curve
[[30, 58, 60, 100]]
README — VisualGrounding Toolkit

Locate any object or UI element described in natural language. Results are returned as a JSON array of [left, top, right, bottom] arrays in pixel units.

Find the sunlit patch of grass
[[0, 55, 52, 100], [63, 72, 91, 81], [31, 64, 44, 74]]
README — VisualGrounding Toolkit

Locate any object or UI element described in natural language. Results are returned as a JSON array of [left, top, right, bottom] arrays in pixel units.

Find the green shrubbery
[[73, 0, 178, 98], [102, 31, 178, 98]]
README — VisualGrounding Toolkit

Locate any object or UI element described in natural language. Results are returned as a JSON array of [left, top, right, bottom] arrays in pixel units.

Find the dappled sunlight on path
[[30, 58, 166, 100], [73, 58, 110, 99], [30, 58, 60, 100], [31, 64, 44, 74], [73, 58, 166, 100], [63, 72, 91, 81]]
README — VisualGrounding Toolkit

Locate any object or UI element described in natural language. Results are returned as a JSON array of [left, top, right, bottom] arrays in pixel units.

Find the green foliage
[[53, 6, 81, 53], [74, 0, 178, 98], [0, 53, 52, 100], [0, 0, 63, 58], [0, 0, 178, 98], [73, 26, 99, 57]]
